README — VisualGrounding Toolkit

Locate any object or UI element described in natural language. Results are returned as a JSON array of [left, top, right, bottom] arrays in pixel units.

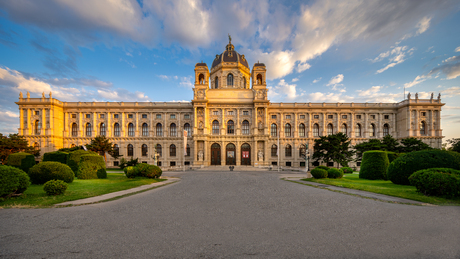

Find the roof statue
[[228, 34, 232, 43], [19, 92, 23, 98]]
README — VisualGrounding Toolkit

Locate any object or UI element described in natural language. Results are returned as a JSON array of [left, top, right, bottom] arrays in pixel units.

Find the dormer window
[[227, 74, 233, 87], [215, 76, 218, 89]]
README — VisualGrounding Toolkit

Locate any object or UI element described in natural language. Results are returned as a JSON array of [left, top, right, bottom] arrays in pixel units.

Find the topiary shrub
[[97, 168, 107, 179], [6, 152, 36, 173], [135, 163, 162, 179], [359, 151, 389, 180], [341, 167, 353, 174], [316, 165, 329, 171], [0, 165, 30, 197], [67, 150, 97, 177], [409, 168, 460, 198], [28, 162, 74, 184], [124, 166, 139, 178], [327, 168, 344, 179], [43, 179, 68, 196], [387, 150, 460, 185], [385, 152, 400, 163], [43, 151, 69, 164], [15, 168, 30, 194], [311, 168, 328, 179], [77, 154, 106, 179]]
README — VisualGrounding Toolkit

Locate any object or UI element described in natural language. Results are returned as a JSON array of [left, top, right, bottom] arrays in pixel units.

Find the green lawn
[[0, 173, 165, 208], [302, 173, 460, 206]]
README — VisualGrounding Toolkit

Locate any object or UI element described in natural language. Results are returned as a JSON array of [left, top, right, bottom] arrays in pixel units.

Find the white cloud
[[327, 74, 344, 86], [97, 89, 150, 102], [296, 62, 311, 73], [292, 78, 299, 82], [179, 76, 194, 88], [416, 16, 431, 35], [440, 87, 460, 98], [356, 86, 401, 102], [119, 58, 136, 68], [0, 66, 52, 94], [404, 75, 429, 89], [375, 46, 414, 74], [126, 52, 133, 57], [312, 77, 322, 83], [455, 46, 460, 52], [307, 92, 354, 102]]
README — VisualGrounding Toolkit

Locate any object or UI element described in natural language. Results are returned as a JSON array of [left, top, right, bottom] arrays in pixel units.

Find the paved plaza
[[1, 171, 460, 258]]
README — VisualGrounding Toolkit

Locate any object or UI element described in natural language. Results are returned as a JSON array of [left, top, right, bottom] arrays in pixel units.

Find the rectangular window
[[243, 111, 249, 115], [342, 115, 347, 119], [185, 161, 190, 165], [170, 161, 176, 167], [71, 114, 76, 118], [113, 161, 119, 166], [356, 115, 361, 119], [300, 162, 306, 167], [271, 115, 276, 119], [328, 115, 333, 119], [228, 111, 234, 115], [371, 115, 376, 119], [156, 114, 161, 119], [35, 111, 39, 115], [184, 114, 190, 119], [142, 114, 147, 119], [213, 111, 218, 115], [384, 115, 389, 119], [158, 161, 162, 166], [100, 114, 104, 119], [286, 115, 291, 119], [272, 162, 277, 166], [170, 114, 176, 119], [300, 115, 305, 119], [421, 112, 426, 116], [86, 114, 90, 118], [314, 115, 319, 119], [286, 162, 291, 167], [128, 114, 133, 119], [114, 114, 119, 119]]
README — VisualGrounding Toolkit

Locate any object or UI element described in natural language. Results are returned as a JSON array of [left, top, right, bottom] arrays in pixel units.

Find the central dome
[[211, 38, 249, 69]]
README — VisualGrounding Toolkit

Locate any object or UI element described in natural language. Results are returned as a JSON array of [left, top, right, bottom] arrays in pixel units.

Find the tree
[[312, 133, 354, 167], [0, 133, 39, 164], [354, 139, 382, 162], [447, 138, 460, 153], [399, 137, 432, 153], [87, 136, 120, 162], [381, 135, 400, 152]]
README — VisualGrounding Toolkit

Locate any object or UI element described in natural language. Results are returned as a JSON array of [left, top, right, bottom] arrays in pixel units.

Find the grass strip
[[301, 173, 460, 206]]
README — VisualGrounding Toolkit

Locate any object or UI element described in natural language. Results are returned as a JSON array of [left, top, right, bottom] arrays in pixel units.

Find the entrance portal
[[211, 143, 221, 165], [241, 143, 251, 165], [226, 143, 236, 165]]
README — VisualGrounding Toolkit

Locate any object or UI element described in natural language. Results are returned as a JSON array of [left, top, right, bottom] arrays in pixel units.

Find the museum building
[[15, 39, 445, 169]]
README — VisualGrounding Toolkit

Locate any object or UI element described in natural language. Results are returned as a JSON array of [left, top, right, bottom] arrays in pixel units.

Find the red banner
[[242, 151, 249, 158]]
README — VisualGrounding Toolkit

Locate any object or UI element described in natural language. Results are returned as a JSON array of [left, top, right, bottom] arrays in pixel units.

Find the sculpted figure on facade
[[258, 151, 263, 162], [198, 150, 204, 161]]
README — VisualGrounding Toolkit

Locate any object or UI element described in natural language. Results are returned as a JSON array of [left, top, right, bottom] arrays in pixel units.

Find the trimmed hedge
[[77, 155, 106, 179], [327, 168, 344, 179], [0, 165, 30, 197], [124, 166, 139, 178], [43, 180, 68, 196], [67, 150, 97, 176], [311, 168, 328, 179], [135, 163, 162, 178], [385, 152, 400, 163], [28, 162, 74, 184], [43, 151, 69, 164], [316, 165, 329, 171], [341, 167, 353, 174], [359, 151, 389, 180], [387, 150, 460, 185], [409, 168, 460, 198], [7, 152, 36, 173]]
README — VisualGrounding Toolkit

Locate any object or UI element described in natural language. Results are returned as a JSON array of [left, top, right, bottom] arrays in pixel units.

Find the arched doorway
[[226, 143, 236, 165], [211, 143, 221, 165], [241, 143, 251, 165]]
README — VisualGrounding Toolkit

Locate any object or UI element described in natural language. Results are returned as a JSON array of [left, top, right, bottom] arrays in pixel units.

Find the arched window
[[100, 123, 106, 136], [170, 123, 176, 137], [198, 73, 204, 84], [71, 123, 78, 137], [186, 144, 190, 157], [34, 120, 41, 135], [420, 121, 426, 135], [113, 144, 119, 156], [127, 144, 133, 157], [114, 123, 120, 137], [184, 123, 191, 137], [227, 73, 233, 86], [299, 123, 305, 137], [383, 123, 390, 136], [242, 120, 250, 135], [142, 123, 149, 136], [341, 124, 347, 135], [355, 124, 361, 137], [156, 123, 163, 137], [271, 144, 278, 157], [327, 123, 333, 135], [370, 124, 376, 137], [299, 144, 306, 157], [285, 144, 292, 157], [212, 120, 219, 135], [34, 142, 40, 150], [243, 77, 247, 88], [86, 123, 92, 137], [257, 74, 262, 84], [227, 120, 234, 134], [271, 123, 277, 137], [156, 144, 162, 157], [285, 123, 291, 137], [313, 123, 319, 137], [170, 144, 176, 157], [128, 123, 134, 136], [142, 144, 148, 156], [215, 76, 218, 89]]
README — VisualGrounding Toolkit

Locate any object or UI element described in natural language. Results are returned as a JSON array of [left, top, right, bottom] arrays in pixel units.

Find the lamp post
[[305, 143, 309, 173], [152, 144, 159, 166]]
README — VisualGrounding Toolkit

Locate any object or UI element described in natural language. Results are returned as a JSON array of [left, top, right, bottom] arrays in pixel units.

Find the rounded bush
[[124, 166, 139, 178], [67, 150, 97, 176], [135, 163, 162, 179], [15, 169, 30, 194], [341, 167, 353, 174], [97, 168, 107, 179], [359, 151, 389, 180], [28, 162, 74, 184], [43, 151, 69, 164], [387, 150, 460, 185], [409, 168, 460, 198], [77, 155, 106, 179], [385, 152, 400, 164], [43, 180, 68, 196], [7, 152, 36, 173], [327, 168, 344, 179], [316, 165, 329, 171], [311, 168, 328, 179]]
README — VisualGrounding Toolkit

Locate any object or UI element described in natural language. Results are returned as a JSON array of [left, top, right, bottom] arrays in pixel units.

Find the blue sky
[[0, 0, 459, 142]]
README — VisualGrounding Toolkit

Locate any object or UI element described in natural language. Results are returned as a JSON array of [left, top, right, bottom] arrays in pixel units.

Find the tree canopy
[[446, 138, 460, 153], [0, 133, 39, 164], [312, 132, 354, 167], [87, 135, 120, 161]]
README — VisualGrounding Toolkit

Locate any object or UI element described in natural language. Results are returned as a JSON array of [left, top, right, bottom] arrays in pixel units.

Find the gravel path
[[1, 171, 459, 258]]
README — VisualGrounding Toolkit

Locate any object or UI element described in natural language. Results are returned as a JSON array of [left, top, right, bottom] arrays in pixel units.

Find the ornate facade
[[16, 39, 444, 168]]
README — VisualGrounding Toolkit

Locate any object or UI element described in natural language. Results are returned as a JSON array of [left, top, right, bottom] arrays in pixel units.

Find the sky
[[0, 0, 459, 143]]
